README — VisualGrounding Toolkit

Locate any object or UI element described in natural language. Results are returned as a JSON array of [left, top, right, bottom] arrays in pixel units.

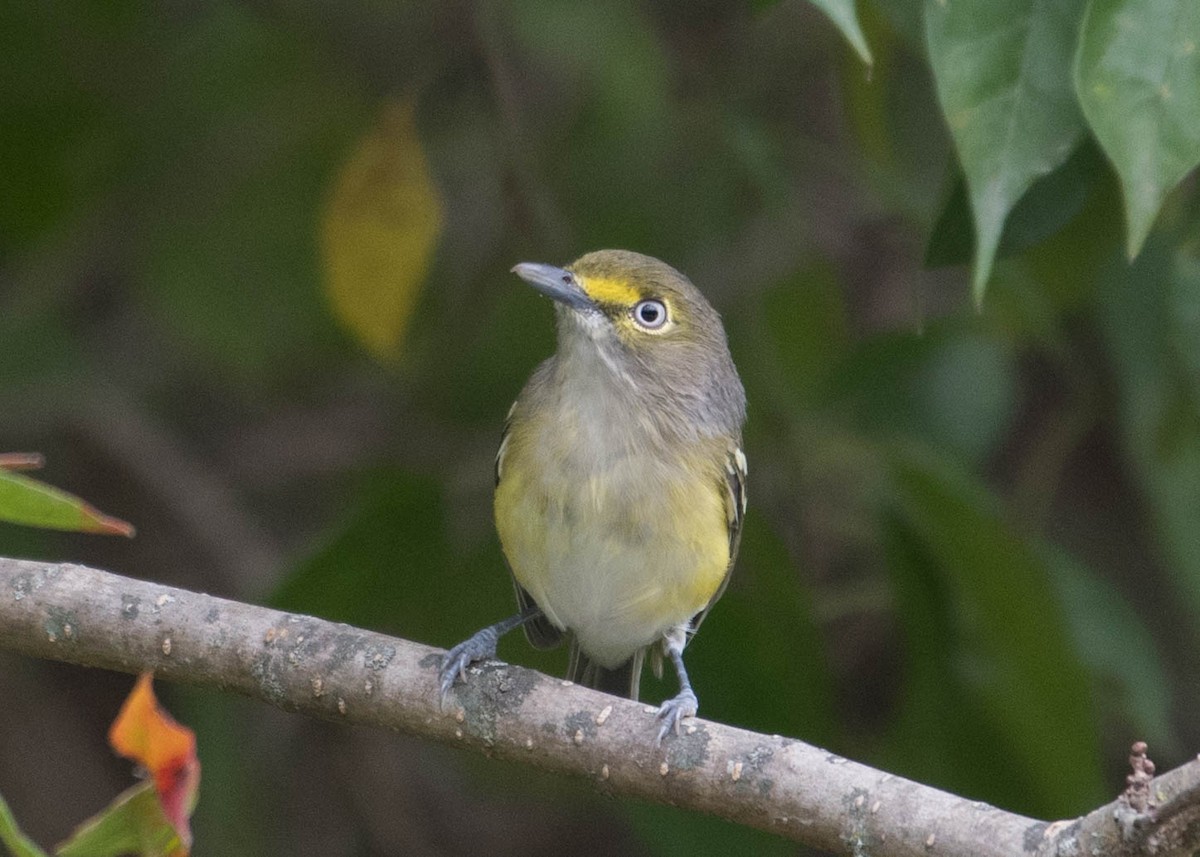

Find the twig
[[1, 557, 1197, 856]]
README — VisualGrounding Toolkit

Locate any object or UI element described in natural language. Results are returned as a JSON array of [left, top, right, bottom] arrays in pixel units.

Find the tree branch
[[1, 557, 1196, 856]]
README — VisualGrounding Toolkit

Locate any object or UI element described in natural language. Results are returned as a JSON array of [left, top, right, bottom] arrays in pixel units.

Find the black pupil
[[639, 303, 660, 324]]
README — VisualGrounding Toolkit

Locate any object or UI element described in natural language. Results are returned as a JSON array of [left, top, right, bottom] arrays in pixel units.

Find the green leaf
[[807, 0, 873, 65], [1042, 546, 1178, 753], [926, 0, 1088, 301], [925, 139, 1105, 268], [56, 782, 180, 857], [884, 449, 1103, 815], [0, 466, 135, 536], [1075, 0, 1200, 258], [870, 0, 926, 51], [1097, 241, 1200, 621], [0, 792, 50, 857]]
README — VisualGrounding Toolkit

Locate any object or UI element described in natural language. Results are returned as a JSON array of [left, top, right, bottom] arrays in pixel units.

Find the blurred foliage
[[1, 0, 1198, 855], [321, 99, 443, 361]]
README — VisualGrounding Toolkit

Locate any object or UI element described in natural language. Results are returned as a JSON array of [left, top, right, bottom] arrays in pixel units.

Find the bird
[[439, 249, 746, 742]]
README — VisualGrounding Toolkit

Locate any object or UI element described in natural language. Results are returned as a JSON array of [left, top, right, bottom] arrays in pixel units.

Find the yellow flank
[[578, 275, 640, 306]]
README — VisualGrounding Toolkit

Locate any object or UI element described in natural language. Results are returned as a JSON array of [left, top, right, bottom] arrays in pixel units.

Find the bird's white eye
[[632, 299, 668, 330]]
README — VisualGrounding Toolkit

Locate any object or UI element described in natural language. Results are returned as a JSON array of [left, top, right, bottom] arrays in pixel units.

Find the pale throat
[[555, 308, 643, 395]]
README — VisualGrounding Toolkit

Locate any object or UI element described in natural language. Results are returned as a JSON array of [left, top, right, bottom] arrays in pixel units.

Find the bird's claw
[[438, 627, 499, 707], [655, 688, 698, 745]]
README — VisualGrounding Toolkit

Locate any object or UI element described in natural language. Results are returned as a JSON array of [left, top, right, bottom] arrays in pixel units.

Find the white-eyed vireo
[[440, 250, 747, 741]]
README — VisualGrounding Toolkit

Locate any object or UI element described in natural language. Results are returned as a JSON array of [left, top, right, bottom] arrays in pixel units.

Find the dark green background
[[1, 1, 1197, 855]]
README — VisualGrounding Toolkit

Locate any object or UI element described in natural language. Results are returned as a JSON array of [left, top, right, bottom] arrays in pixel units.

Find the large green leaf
[[884, 450, 1103, 816], [1075, 0, 1200, 258], [926, 0, 1088, 301], [756, 0, 873, 64], [925, 139, 1105, 268], [1041, 546, 1177, 754], [807, 0, 873, 65], [1096, 242, 1200, 621]]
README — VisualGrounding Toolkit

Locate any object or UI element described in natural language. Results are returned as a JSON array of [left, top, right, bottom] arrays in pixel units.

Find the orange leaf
[[108, 674, 199, 851]]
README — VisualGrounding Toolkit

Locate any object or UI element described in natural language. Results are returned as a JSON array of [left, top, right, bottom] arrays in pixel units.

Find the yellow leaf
[[321, 99, 443, 360]]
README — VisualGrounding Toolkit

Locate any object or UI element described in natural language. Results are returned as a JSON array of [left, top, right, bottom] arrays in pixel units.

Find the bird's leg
[[439, 605, 543, 704], [656, 626, 698, 744]]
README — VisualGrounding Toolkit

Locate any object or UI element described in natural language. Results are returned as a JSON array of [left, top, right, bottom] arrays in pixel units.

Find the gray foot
[[655, 687, 698, 744], [439, 627, 499, 704]]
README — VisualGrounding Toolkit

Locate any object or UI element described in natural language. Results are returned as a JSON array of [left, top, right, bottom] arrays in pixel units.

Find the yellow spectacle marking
[[579, 276, 640, 306]]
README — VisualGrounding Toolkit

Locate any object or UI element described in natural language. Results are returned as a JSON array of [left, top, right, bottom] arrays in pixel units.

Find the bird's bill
[[511, 262, 595, 312]]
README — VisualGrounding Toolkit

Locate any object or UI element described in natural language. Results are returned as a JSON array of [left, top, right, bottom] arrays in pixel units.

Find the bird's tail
[[567, 640, 645, 700]]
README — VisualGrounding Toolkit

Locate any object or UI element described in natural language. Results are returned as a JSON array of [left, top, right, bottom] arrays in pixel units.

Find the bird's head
[[512, 249, 745, 436]]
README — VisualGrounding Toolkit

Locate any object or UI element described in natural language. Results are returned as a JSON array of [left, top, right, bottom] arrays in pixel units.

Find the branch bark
[[1, 557, 1196, 856]]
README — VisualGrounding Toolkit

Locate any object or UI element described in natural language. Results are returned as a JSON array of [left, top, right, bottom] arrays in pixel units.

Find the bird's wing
[[689, 443, 747, 635], [496, 408, 564, 650]]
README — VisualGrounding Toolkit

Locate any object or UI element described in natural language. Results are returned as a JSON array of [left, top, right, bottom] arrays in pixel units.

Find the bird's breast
[[495, 396, 730, 667]]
